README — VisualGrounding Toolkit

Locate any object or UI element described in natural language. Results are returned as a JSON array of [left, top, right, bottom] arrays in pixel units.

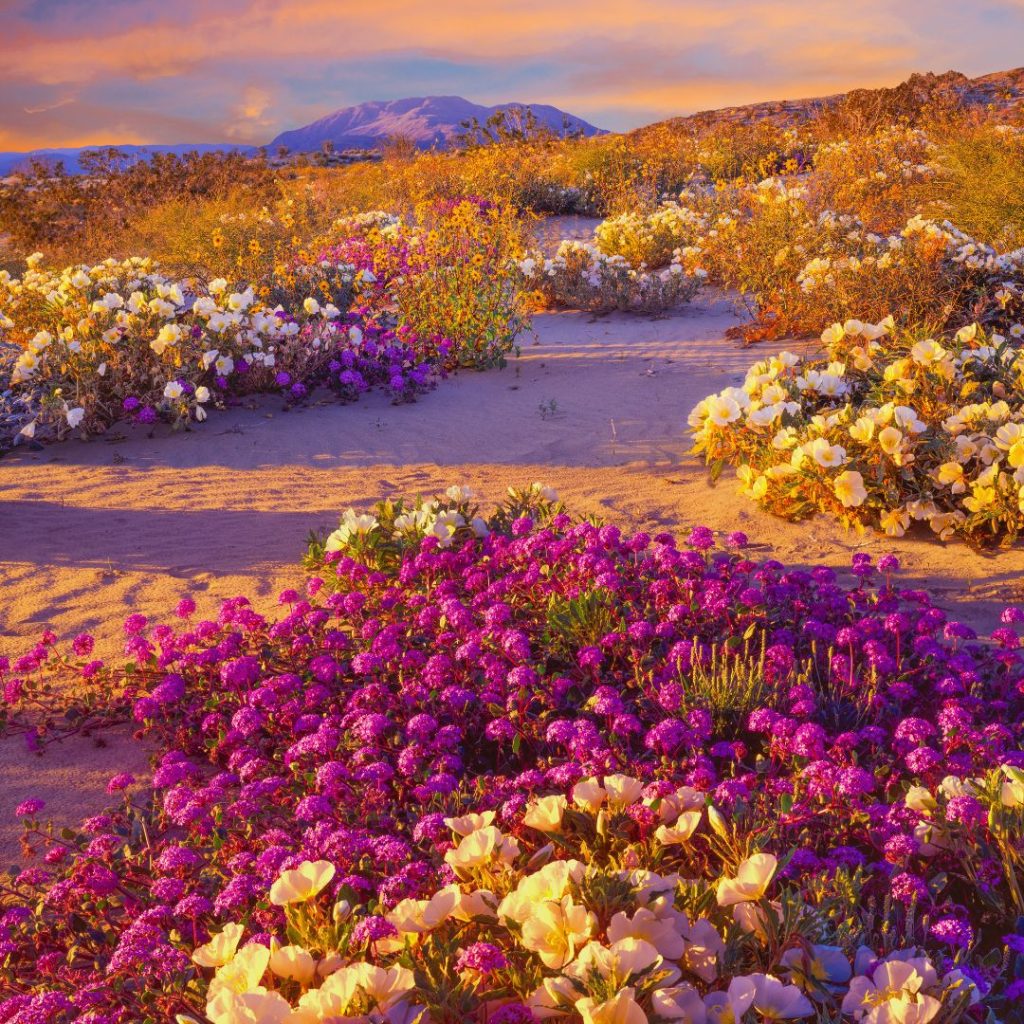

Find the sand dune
[[2, 290, 1022, 858]]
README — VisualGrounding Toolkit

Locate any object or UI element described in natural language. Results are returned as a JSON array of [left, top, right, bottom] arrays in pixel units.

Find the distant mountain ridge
[[0, 143, 255, 177], [633, 67, 1024, 136], [268, 95, 605, 152], [2, 69, 1021, 176]]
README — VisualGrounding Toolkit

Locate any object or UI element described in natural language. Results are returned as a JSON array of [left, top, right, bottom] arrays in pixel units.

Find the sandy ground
[[3, 287, 1024, 859]]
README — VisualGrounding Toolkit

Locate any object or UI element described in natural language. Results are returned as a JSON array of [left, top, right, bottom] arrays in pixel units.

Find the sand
[[2, 287, 1024, 859]]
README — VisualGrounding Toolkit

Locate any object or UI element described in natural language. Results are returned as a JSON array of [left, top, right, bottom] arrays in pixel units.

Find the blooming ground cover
[[2, 487, 1024, 1022], [0, 201, 529, 450], [688, 314, 1024, 545]]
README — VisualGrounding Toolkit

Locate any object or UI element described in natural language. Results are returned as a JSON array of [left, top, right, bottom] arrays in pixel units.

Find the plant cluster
[[0, 200, 532, 448], [674, 178, 1024, 342], [2, 492, 1024, 1020], [0, 254, 437, 446], [520, 242, 704, 314], [690, 316, 1024, 544], [316, 200, 531, 369]]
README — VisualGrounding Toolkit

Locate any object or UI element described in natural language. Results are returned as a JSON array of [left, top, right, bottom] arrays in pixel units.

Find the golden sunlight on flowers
[[268, 860, 336, 906], [716, 853, 778, 907]]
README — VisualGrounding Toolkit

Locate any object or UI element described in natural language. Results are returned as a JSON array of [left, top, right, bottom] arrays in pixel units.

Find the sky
[[0, 0, 1022, 150]]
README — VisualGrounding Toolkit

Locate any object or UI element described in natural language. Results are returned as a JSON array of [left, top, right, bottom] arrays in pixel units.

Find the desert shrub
[[521, 240, 704, 313], [0, 149, 281, 264], [921, 123, 1024, 249], [807, 126, 935, 232], [681, 178, 840, 333], [684, 180, 1024, 341], [314, 200, 531, 369], [125, 186, 326, 285], [594, 201, 708, 268], [690, 119, 805, 182], [689, 316, 1024, 544]]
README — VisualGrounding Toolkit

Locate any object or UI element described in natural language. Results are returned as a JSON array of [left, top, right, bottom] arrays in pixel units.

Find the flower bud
[[332, 899, 352, 924], [708, 805, 729, 840], [527, 843, 554, 869]]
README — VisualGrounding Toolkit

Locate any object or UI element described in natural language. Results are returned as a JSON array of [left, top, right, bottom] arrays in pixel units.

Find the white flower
[[194, 386, 211, 403], [303, 297, 321, 315], [164, 381, 184, 400], [65, 407, 85, 429], [717, 853, 777, 906]]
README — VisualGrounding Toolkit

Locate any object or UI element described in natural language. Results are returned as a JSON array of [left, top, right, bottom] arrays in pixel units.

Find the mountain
[[0, 143, 255, 177], [268, 96, 605, 153], [631, 67, 1024, 137]]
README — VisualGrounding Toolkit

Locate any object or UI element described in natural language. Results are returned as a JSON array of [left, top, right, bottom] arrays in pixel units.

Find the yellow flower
[[522, 794, 567, 833], [444, 810, 496, 836], [654, 809, 703, 846], [207, 943, 270, 999], [849, 417, 875, 443], [878, 426, 904, 456], [520, 895, 596, 969], [444, 825, 519, 873], [268, 941, 316, 984], [269, 860, 335, 906], [807, 437, 846, 469], [193, 923, 244, 968], [833, 470, 868, 508], [716, 853, 777, 906], [880, 507, 911, 537], [575, 988, 647, 1024], [937, 462, 966, 490], [206, 989, 292, 1024]]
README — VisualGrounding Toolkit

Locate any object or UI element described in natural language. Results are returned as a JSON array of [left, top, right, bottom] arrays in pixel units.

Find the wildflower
[[268, 860, 335, 906], [717, 853, 777, 906], [834, 470, 867, 507]]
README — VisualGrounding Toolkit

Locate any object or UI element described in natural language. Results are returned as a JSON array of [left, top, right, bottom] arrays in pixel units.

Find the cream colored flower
[[268, 941, 316, 984], [193, 923, 244, 968], [807, 437, 846, 468], [834, 470, 867, 508], [655, 809, 702, 846], [269, 859, 335, 906], [520, 895, 596, 968], [444, 825, 519, 873], [576, 988, 647, 1024], [716, 853, 777, 906], [444, 810, 496, 836], [523, 795, 567, 833]]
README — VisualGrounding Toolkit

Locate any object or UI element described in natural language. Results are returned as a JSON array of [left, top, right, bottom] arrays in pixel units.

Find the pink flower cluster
[[1, 507, 1023, 1020]]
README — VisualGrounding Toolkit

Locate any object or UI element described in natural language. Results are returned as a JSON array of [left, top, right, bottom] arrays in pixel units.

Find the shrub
[[521, 241, 704, 313], [921, 123, 1024, 250], [685, 180, 1024, 342], [689, 316, 1024, 543], [594, 202, 707, 268]]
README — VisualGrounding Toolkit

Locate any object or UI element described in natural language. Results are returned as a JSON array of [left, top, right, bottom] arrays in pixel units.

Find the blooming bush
[[806, 126, 936, 232], [3, 492, 1024, 1019], [593, 202, 708, 269], [521, 241, 704, 313], [681, 179, 1024, 343], [0, 253, 448, 445], [689, 316, 1024, 543], [313, 200, 531, 370]]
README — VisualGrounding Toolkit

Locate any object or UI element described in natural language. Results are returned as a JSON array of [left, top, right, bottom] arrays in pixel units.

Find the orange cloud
[[0, 0, 1020, 148]]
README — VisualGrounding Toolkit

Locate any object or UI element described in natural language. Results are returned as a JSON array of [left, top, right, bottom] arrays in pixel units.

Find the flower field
[[3, 489, 1024, 1022], [0, 201, 529, 448], [2, 69, 1024, 1024]]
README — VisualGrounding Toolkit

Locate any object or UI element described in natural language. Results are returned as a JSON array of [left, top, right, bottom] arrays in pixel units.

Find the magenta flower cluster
[[2, 513, 1024, 1020]]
